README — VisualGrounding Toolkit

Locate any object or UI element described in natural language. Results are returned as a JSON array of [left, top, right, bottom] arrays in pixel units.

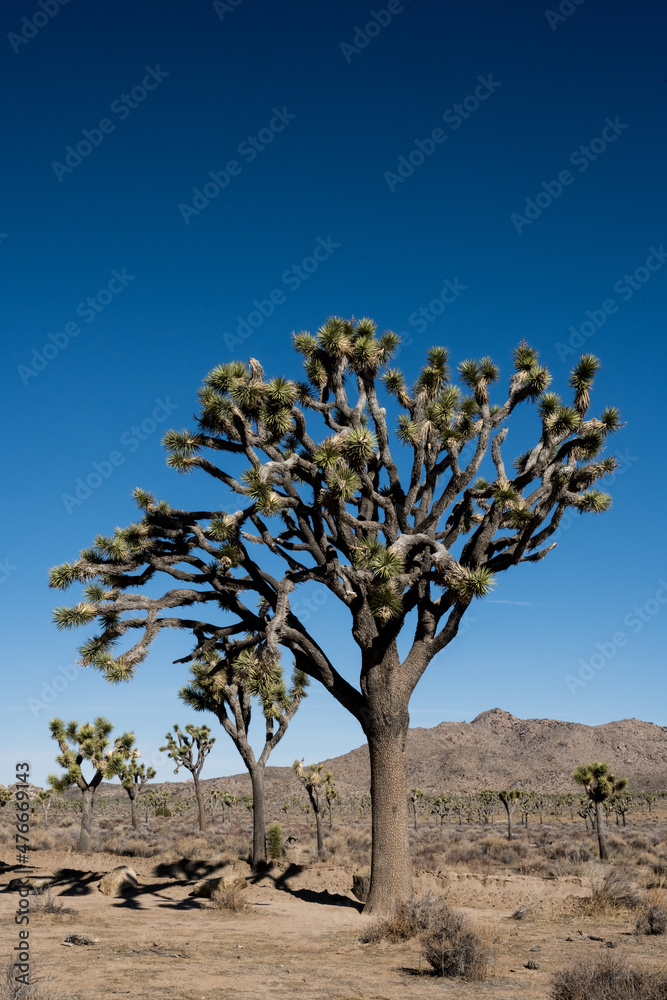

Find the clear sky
[[2, 0, 666, 788]]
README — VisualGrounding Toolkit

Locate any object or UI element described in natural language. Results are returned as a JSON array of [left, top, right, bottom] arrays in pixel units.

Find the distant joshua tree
[[409, 788, 425, 831], [498, 789, 521, 841], [0, 786, 12, 807], [573, 761, 627, 861], [160, 724, 215, 832], [35, 790, 52, 829], [47, 717, 135, 851], [117, 755, 156, 829], [293, 761, 334, 858], [179, 646, 308, 865]]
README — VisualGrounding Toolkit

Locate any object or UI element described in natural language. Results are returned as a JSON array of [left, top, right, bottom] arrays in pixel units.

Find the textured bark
[[249, 765, 267, 866], [129, 791, 138, 830], [79, 789, 93, 852], [595, 801, 608, 860], [194, 777, 207, 832], [362, 697, 413, 914]]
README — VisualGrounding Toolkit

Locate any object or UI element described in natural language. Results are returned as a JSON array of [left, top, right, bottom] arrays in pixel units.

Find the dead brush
[[635, 904, 667, 935], [207, 884, 250, 914], [3, 962, 72, 1000], [421, 904, 491, 980], [361, 899, 432, 943], [550, 955, 667, 1000], [31, 887, 77, 917], [582, 867, 642, 916]]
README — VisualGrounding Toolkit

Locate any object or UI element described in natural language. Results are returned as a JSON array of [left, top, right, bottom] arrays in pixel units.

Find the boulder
[[98, 865, 138, 896], [190, 875, 247, 898]]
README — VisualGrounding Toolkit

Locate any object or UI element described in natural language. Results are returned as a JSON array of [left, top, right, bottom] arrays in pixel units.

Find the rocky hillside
[[29, 710, 667, 803]]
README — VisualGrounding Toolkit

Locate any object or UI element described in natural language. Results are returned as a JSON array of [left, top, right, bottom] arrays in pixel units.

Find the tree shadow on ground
[[270, 863, 364, 912], [152, 857, 223, 880]]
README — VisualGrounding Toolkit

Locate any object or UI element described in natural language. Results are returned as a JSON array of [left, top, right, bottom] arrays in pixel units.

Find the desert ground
[[2, 793, 666, 1000]]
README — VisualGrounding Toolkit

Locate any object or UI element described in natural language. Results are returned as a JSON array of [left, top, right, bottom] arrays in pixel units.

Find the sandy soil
[[1, 849, 661, 1000]]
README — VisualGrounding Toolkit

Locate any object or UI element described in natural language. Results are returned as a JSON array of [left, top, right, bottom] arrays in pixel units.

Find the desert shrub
[[584, 867, 642, 915], [568, 845, 591, 863], [27, 831, 56, 852], [208, 884, 250, 913], [652, 862, 667, 878], [511, 901, 536, 921], [31, 888, 77, 917], [421, 904, 490, 980], [636, 905, 667, 935], [3, 963, 72, 1000], [550, 956, 667, 999], [267, 823, 283, 860], [361, 899, 432, 943], [631, 835, 650, 851], [155, 806, 171, 818]]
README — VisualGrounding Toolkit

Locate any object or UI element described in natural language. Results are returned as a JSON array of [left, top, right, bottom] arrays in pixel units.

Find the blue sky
[[2, 0, 666, 788]]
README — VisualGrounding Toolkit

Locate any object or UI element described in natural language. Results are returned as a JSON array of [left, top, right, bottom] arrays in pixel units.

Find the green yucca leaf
[[458, 359, 481, 388], [382, 368, 406, 396], [473, 477, 489, 491], [513, 451, 531, 475], [207, 516, 237, 541], [600, 406, 622, 434], [324, 467, 361, 500], [396, 415, 420, 446], [230, 380, 264, 413], [166, 452, 197, 474], [538, 392, 562, 419], [513, 340, 539, 372], [427, 346, 449, 373], [355, 317, 377, 337], [524, 366, 552, 396], [264, 406, 293, 435], [378, 330, 400, 359], [49, 563, 80, 590], [595, 456, 619, 476], [576, 490, 613, 513], [370, 546, 405, 581], [493, 483, 521, 506], [132, 488, 155, 510], [570, 353, 600, 387], [352, 335, 379, 366], [449, 566, 496, 600], [83, 583, 106, 602], [312, 440, 342, 470], [217, 542, 242, 567], [415, 365, 445, 397], [368, 584, 403, 621], [206, 363, 245, 393], [316, 317, 352, 356], [353, 536, 382, 569], [162, 429, 200, 455], [79, 635, 112, 664], [458, 395, 480, 417], [344, 427, 378, 465], [505, 506, 534, 529], [53, 603, 98, 631], [93, 535, 128, 560], [551, 406, 581, 436], [304, 355, 328, 387], [266, 377, 297, 406], [292, 331, 318, 357], [479, 357, 500, 382]]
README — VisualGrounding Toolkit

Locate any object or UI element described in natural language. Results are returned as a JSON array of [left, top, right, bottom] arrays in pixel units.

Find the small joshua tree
[[293, 761, 334, 858], [117, 755, 156, 829], [35, 790, 52, 830], [160, 724, 215, 832], [498, 789, 521, 842], [47, 717, 135, 851], [325, 774, 338, 828], [573, 761, 627, 861], [179, 646, 308, 865], [409, 788, 425, 831], [0, 786, 12, 807]]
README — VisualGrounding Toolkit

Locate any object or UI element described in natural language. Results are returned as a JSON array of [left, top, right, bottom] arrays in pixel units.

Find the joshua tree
[[35, 790, 52, 829], [573, 761, 627, 861], [160, 724, 214, 832], [178, 647, 307, 865], [117, 755, 156, 829], [208, 788, 225, 824], [325, 774, 338, 828], [477, 789, 497, 826], [293, 760, 333, 858], [409, 788, 425, 831], [609, 790, 633, 827], [49, 319, 622, 911], [0, 787, 12, 807], [47, 717, 135, 851], [498, 789, 521, 841], [642, 792, 656, 815], [519, 791, 535, 827]]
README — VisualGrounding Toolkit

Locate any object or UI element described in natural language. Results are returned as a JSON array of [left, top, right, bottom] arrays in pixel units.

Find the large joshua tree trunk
[[79, 788, 93, 852], [249, 764, 267, 866], [595, 800, 608, 860], [361, 649, 413, 914]]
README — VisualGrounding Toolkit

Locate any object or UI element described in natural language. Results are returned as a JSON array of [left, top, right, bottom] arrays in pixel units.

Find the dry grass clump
[[635, 904, 667, 935], [583, 867, 642, 916], [31, 887, 77, 917], [421, 904, 491, 980], [322, 826, 371, 866], [550, 956, 667, 999], [208, 883, 250, 913], [362, 898, 490, 981], [2, 964, 72, 1000]]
